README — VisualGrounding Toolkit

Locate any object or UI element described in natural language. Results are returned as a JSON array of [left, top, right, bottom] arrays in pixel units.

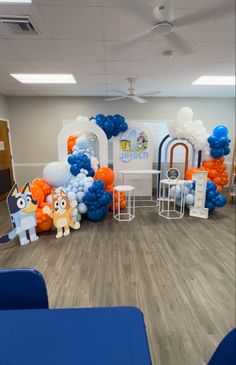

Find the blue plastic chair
[[208, 328, 236, 365], [0, 268, 49, 310]]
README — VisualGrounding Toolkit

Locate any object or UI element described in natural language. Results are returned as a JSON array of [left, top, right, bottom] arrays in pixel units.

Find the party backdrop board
[[113, 122, 153, 196]]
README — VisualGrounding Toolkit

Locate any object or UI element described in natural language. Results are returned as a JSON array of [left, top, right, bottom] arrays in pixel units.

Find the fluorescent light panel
[[193, 75, 235, 86], [10, 74, 77, 84], [0, 0, 31, 2]]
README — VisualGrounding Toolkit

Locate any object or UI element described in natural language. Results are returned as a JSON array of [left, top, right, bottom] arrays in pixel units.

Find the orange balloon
[[217, 185, 223, 192], [32, 178, 52, 197], [30, 184, 45, 207], [208, 169, 218, 179], [95, 167, 115, 186], [213, 177, 222, 185], [185, 168, 199, 180]]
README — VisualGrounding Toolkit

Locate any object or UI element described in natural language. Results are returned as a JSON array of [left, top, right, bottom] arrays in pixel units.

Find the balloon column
[[95, 167, 126, 211], [202, 181, 227, 211], [83, 180, 112, 221], [185, 124, 230, 193], [92, 114, 128, 140]]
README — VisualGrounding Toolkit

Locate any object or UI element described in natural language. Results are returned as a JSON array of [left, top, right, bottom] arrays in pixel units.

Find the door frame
[[0, 117, 16, 182]]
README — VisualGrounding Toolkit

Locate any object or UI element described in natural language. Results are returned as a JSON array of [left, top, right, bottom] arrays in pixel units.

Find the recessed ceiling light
[[0, 0, 31, 3], [10, 74, 77, 84], [192, 75, 235, 86]]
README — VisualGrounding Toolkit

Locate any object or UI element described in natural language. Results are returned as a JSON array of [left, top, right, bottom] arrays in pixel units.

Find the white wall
[[0, 94, 9, 120], [7, 96, 235, 184]]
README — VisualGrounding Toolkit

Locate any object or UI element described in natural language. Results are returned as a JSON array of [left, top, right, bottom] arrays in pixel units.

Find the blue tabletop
[[0, 306, 152, 365]]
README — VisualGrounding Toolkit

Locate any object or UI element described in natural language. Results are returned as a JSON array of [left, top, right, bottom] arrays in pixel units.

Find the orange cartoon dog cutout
[[43, 190, 80, 238]]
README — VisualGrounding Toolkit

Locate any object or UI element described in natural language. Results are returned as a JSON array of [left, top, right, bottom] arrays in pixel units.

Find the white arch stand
[[58, 118, 108, 166]]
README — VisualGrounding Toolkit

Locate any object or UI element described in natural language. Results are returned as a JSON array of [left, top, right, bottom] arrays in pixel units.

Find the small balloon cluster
[[68, 154, 94, 177], [67, 134, 78, 155], [170, 182, 195, 210], [93, 114, 128, 140], [83, 180, 112, 221], [169, 107, 209, 152], [208, 125, 231, 159], [194, 181, 227, 211]]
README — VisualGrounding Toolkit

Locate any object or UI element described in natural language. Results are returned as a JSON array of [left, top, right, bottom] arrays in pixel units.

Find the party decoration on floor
[[43, 190, 80, 238], [43, 162, 71, 188], [0, 183, 39, 246], [169, 107, 209, 153], [95, 167, 126, 211], [189, 170, 209, 219], [83, 180, 112, 221], [208, 126, 231, 159], [92, 114, 128, 140]]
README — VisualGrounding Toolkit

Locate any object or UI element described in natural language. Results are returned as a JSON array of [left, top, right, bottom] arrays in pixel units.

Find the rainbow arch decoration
[[157, 134, 202, 196]]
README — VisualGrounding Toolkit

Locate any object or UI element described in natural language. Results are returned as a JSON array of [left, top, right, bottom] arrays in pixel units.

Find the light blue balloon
[[84, 182, 93, 192], [185, 193, 194, 206], [183, 186, 190, 195], [78, 202, 88, 214], [43, 162, 71, 188], [170, 186, 176, 199], [77, 191, 85, 203], [175, 199, 182, 207], [76, 135, 90, 149], [175, 185, 182, 200], [68, 192, 76, 201], [73, 181, 79, 188]]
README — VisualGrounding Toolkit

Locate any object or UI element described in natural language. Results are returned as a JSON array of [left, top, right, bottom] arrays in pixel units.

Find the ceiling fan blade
[[105, 96, 127, 101], [174, 0, 235, 27], [165, 30, 193, 54], [112, 27, 154, 48], [129, 95, 147, 104]]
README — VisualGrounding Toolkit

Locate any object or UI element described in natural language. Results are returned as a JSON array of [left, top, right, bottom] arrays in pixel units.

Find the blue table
[[0, 306, 152, 365]]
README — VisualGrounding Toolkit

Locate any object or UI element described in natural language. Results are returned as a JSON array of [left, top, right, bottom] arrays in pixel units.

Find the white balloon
[[177, 107, 193, 123], [43, 162, 71, 187]]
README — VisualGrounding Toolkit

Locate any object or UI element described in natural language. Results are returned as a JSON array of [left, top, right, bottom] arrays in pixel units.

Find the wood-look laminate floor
[[0, 201, 235, 365]]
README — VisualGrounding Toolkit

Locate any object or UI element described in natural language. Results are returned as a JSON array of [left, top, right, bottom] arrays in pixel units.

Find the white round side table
[[113, 185, 135, 222], [159, 179, 186, 219]]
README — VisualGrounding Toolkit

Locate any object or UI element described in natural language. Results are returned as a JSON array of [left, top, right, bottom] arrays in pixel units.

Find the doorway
[[0, 120, 14, 201]]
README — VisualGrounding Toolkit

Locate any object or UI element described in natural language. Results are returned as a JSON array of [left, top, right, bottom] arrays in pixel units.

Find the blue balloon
[[68, 154, 77, 165], [206, 190, 218, 201], [218, 136, 228, 147], [207, 181, 217, 192], [96, 114, 106, 124], [205, 200, 215, 211], [208, 135, 219, 148], [214, 195, 227, 207], [70, 164, 79, 176], [213, 125, 228, 138], [224, 146, 230, 156], [211, 148, 224, 159], [87, 208, 105, 222]]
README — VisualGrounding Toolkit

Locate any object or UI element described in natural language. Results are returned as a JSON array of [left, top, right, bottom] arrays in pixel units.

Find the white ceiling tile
[[106, 61, 143, 74], [103, 7, 152, 41], [207, 62, 235, 75], [146, 41, 188, 61], [7, 39, 104, 60], [139, 61, 180, 75], [105, 41, 150, 61], [221, 51, 235, 63], [80, 83, 107, 91], [69, 61, 106, 74], [173, 0, 226, 9], [202, 14, 235, 43], [0, 39, 21, 59], [38, 5, 103, 40], [0, 59, 32, 73], [77, 74, 106, 83], [34, 0, 101, 5], [83, 90, 107, 96], [187, 42, 235, 62]]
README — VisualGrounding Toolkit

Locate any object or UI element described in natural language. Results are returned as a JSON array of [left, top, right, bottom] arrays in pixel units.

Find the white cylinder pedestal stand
[[113, 185, 135, 222], [159, 179, 186, 219]]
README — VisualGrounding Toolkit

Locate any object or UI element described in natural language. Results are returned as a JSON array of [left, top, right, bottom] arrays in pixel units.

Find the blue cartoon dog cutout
[[0, 183, 39, 246]]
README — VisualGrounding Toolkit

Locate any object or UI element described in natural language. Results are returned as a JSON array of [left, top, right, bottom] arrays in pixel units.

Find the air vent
[[0, 16, 38, 34]]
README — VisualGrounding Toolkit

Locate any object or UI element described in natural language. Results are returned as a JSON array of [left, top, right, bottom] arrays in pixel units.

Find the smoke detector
[[163, 50, 173, 58], [0, 16, 38, 34]]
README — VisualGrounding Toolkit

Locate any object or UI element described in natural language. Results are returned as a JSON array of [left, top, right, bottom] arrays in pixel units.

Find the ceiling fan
[[112, 0, 234, 54], [105, 77, 160, 103]]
